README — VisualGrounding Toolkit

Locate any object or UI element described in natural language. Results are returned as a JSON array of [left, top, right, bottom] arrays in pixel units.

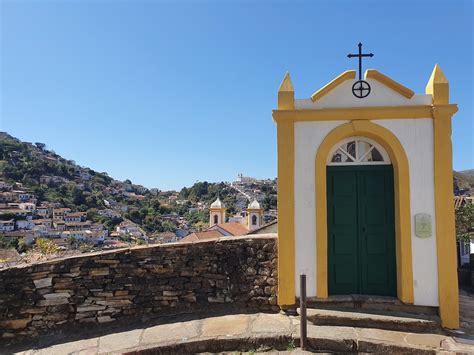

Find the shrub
[[35, 238, 59, 255]]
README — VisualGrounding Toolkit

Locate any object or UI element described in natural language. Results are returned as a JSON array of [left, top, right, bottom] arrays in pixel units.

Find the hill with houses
[[0, 132, 277, 261], [1, 131, 470, 264]]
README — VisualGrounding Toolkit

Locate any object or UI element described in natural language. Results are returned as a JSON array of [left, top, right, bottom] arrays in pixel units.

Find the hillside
[[460, 169, 474, 177], [454, 171, 474, 196], [0, 132, 276, 234]]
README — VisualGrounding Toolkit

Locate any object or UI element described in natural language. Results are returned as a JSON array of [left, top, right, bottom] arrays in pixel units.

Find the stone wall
[[0, 235, 277, 342]]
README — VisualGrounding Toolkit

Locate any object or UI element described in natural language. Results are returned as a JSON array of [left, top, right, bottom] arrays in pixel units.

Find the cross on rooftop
[[347, 42, 374, 81]]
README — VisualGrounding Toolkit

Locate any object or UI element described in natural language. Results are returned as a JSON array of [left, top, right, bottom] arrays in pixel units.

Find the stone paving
[[459, 288, 474, 336], [8, 312, 474, 354]]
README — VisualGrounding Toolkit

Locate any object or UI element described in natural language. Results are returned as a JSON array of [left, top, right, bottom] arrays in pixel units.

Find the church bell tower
[[209, 197, 226, 226]]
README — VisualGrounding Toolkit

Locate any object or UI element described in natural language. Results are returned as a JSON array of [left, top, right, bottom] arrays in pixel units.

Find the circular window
[[327, 137, 391, 165]]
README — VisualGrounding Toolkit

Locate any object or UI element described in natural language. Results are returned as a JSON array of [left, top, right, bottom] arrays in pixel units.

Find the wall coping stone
[[0, 234, 277, 272]]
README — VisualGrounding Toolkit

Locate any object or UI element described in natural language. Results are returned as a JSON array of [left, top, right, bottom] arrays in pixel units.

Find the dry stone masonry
[[0, 235, 277, 342]]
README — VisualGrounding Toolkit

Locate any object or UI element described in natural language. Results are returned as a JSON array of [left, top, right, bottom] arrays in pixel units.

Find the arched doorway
[[314, 121, 414, 304], [326, 137, 396, 296]]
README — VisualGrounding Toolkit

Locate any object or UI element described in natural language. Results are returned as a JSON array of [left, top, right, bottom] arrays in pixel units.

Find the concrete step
[[301, 308, 442, 334], [305, 295, 439, 316]]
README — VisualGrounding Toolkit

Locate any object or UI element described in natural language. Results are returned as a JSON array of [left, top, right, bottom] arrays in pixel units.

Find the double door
[[327, 165, 397, 296]]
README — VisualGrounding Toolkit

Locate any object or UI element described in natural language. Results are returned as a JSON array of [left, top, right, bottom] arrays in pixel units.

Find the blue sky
[[1, 0, 472, 190]]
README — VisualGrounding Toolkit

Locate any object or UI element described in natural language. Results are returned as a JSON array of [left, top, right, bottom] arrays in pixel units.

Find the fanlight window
[[327, 137, 391, 165]]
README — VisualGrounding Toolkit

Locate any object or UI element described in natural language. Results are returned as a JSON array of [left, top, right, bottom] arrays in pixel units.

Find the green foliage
[[79, 242, 95, 253], [119, 234, 131, 243], [194, 221, 208, 232], [0, 213, 16, 221], [35, 238, 59, 255], [162, 220, 177, 232], [286, 339, 296, 351], [180, 181, 231, 204], [0, 133, 110, 210], [262, 194, 277, 210], [456, 202, 474, 242], [186, 209, 209, 228], [0, 235, 18, 249], [87, 208, 100, 222], [17, 238, 28, 253]]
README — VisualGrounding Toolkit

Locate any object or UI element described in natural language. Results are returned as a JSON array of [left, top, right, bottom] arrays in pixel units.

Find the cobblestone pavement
[[459, 288, 474, 336], [8, 312, 474, 354]]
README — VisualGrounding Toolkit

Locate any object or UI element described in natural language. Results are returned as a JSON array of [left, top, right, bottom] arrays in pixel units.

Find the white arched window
[[327, 137, 391, 166]]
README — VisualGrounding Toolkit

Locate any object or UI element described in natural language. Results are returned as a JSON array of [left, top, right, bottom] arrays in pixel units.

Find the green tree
[[162, 220, 177, 232], [456, 202, 474, 242]]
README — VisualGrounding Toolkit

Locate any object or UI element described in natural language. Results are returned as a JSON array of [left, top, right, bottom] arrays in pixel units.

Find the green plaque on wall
[[415, 213, 432, 238]]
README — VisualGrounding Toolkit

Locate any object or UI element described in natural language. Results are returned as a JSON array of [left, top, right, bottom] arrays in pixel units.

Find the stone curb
[[115, 333, 448, 354]]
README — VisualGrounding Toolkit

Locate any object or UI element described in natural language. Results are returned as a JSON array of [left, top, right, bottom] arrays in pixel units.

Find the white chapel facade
[[274, 64, 459, 328]]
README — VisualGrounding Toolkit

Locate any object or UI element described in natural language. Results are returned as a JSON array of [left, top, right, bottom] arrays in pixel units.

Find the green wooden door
[[327, 165, 397, 296]]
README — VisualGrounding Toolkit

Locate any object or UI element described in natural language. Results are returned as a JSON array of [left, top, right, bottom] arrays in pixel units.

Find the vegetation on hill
[[456, 202, 474, 242], [0, 132, 277, 234], [454, 171, 474, 196], [180, 182, 237, 213]]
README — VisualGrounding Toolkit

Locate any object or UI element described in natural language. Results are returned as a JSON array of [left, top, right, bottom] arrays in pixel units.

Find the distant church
[[179, 197, 264, 242], [274, 46, 459, 329]]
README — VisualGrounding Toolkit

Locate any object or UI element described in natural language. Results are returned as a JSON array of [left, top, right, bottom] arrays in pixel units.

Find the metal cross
[[347, 42, 374, 81]]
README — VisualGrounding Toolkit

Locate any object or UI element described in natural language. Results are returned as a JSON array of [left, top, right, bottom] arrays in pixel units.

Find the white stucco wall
[[375, 119, 438, 306], [293, 118, 438, 306], [294, 120, 348, 297]]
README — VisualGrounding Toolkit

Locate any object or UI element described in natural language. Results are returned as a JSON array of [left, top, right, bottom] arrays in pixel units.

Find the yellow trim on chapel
[[426, 64, 449, 105], [278, 72, 295, 110], [310, 69, 416, 102], [310, 70, 356, 102], [276, 119, 296, 306], [276, 72, 296, 306], [428, 64, 459, 329], [273, 105, 457, 123], [314, 120, 414, 304], [365, 69, 415, 99]]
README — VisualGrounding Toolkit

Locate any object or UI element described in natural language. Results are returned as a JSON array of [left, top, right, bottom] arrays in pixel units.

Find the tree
[[194, 221, 207, 232], [456, 202, 474, 243], [87, 208, 99, 222], [150, 198, 161, 211], [35, 238, 59, 255], [0, 213, 16, 221], [162, 220, 176, 232]]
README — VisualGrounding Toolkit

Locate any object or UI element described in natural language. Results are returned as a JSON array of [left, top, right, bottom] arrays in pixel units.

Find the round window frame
[[326, 136, 391, 166]]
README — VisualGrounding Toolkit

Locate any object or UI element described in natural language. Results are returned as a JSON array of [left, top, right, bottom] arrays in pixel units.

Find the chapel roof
[[310, 69, 414, 102]]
